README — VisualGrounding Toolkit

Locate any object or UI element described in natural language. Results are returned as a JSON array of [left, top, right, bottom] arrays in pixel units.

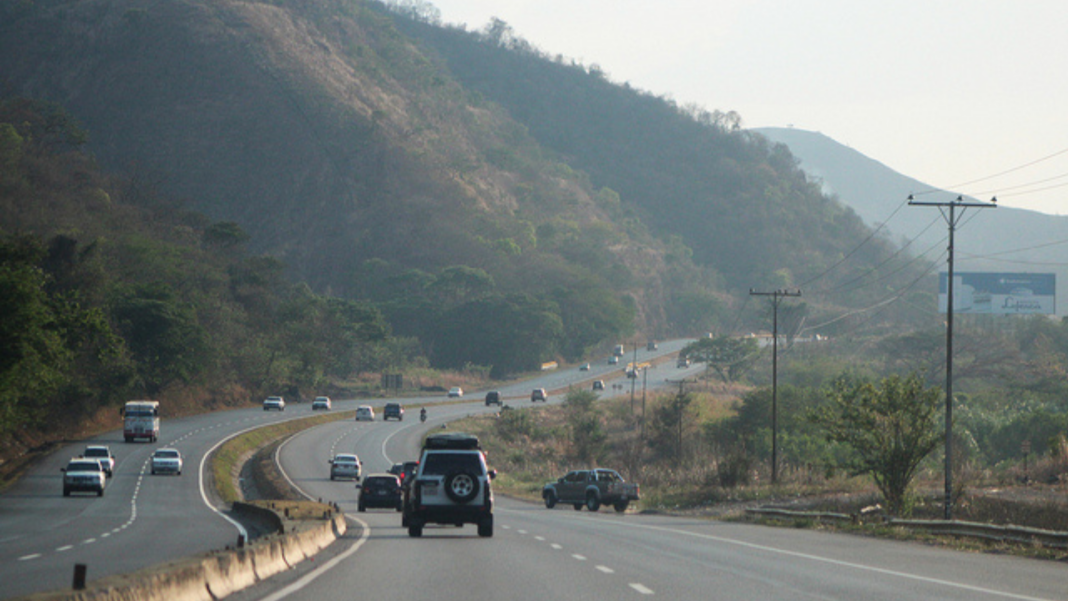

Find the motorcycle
[[420, 409, 427, 423]]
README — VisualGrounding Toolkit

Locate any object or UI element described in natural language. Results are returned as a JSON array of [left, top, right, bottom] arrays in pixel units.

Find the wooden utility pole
[[909, 194, 995, 520], [749, 288, 801, 484]]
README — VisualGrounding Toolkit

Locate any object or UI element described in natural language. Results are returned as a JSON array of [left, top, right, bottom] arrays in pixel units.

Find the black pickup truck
[[542, 468, 640, 512]]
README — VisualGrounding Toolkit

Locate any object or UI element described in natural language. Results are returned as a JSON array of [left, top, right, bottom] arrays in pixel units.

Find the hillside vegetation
[[0, 0, 932, 358]]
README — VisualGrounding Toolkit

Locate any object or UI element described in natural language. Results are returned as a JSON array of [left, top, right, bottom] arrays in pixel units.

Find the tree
[[563, 389, 606, 464], [809, 373, 942, 516], [681, 336, 759, 383]]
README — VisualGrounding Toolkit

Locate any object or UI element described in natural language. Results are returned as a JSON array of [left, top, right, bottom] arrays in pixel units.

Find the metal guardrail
[[745, 508, 1068, 550]]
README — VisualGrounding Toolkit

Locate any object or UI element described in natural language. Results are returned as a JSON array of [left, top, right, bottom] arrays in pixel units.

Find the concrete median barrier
[[10, 503, 344, 601]]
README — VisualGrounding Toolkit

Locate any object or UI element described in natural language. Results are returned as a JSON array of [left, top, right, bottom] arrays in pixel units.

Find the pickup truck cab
[[542, 468, 639, 513]]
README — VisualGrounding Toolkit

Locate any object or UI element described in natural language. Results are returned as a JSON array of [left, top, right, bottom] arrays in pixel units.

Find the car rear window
[[421, 453, 483, 476], [365, 477, 399, 487]]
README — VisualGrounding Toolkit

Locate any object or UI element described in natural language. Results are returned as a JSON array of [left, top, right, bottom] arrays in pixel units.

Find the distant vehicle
[[81, 445, 115, 477], [122, 400, 160, 443], [358, 474, 403, 512], [329, 453, 362, 481], [485, 391, 501, 406], [447, 387, 464, 398], [355, 405, 375, 421], [151, 448, 183, 475], [647, 341, 658, 351], [263, 396, 285, 411], [531, 388, 547, 402], [579, 363, 591, 371], [390, 460, 420, 489], [613, 344, 625, 357], [312, 396, 332, 410], [592, 380, 605, 391], [62, 458, 107, 497], [608, 356, 619, 365], [677, 357, 691, 368], [383, 402, 404, 421], [542, 468, 640, 513]]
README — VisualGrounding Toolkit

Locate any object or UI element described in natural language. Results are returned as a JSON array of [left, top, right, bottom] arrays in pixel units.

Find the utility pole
[[640, 366, 649, 444], [749, 288, 802, 484], [666, 379, 695, 465], [909, 194, 995, 520], [630, 343, 639, 411]]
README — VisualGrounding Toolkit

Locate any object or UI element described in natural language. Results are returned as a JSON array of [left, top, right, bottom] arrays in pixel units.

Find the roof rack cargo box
[[423, 432, 481, 450]]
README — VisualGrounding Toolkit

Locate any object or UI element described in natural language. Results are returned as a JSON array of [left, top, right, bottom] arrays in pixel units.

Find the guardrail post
[[73, 563, 87, 590]]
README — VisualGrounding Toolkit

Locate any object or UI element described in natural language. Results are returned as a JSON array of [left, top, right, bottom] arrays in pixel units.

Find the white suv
[[403, 433, 495, 537]]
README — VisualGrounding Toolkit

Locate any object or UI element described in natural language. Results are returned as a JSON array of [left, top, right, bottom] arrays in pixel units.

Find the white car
[[151, 448, 183, 475], [312, 396, 332, 410], [62, 458, 107, 496], [355, 405, 375, 421], [81, 445, 115, 478], [608, 356, 619, 365], [447, 387, 464, 398], [579, 363, 591, 371], [329, 453, 362, 481], [263, 396, 285, 411]]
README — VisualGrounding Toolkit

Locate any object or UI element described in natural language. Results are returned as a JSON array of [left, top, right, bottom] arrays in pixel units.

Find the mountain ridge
[[755, 126, 1068, 315]]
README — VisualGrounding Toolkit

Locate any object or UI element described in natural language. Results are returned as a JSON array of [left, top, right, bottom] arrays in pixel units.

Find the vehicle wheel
[[124, 436, 132, 443], [478, 516, 494, 538], [573, 503, 583, 511], [543, 491, 557, 509], [444, 471, 480, 504], [330, 474, 335, 481], [151, 469, 156, 475], [177, 471, 182, 476], [614, 500, 629, 513], [63, 488, 70, 497], [97, 489, 104, 497], [408, 524, 423, 537], [586, 493, 601, 512], [358, 502, 366, 512], [402, 512, 409, 527], [395, 502, 403, 512]]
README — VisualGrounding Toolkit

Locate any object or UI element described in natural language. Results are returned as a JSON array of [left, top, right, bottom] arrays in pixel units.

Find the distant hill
[[755, 127, 1068, 315], [0, 0, 934, 367]]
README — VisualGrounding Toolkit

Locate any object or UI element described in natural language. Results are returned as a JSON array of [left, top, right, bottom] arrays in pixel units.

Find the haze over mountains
[[756, 127, 1068, 315]]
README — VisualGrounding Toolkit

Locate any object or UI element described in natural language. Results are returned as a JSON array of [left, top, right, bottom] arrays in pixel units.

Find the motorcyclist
[[420, 407, 427, 422]]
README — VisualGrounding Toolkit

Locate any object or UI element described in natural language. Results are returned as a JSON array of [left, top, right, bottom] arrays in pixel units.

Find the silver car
[[151, 448, 183, 475], [329, 453, 362, 481]]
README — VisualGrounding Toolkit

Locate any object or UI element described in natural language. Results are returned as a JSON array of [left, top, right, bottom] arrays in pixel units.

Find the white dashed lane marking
[[630, 583, 654, 595], [18, 554, 41, 561], [572, 554, 587, 561], [596, 565, 615, 574]]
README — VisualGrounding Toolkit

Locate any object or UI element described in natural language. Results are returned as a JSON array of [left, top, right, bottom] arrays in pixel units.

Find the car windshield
[[420, 453, 483, 476]]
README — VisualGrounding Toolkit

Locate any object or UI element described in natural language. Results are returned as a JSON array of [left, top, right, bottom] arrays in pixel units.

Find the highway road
[[231, 399, 1067, 601], [5, 339, 1065, 600], [0, 340, 685, 599]]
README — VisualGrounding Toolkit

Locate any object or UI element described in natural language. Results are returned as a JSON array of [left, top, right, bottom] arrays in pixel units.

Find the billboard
[[939, 272, 1056, 315]]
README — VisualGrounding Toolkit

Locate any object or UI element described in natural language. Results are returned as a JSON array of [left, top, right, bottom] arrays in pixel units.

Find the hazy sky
[[427, 1, 1067, 216]]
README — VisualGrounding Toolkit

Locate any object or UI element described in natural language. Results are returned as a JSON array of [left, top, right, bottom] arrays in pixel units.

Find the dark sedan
[[358, 474, 403, 511]]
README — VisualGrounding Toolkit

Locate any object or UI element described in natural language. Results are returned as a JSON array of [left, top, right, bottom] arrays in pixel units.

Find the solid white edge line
[[256, 515, 370, 601], [198, 426, 261, 541], [498, 508, 1055, 601]]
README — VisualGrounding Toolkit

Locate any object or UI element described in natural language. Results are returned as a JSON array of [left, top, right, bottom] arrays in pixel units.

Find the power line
[[798, 196, 910, 288]]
